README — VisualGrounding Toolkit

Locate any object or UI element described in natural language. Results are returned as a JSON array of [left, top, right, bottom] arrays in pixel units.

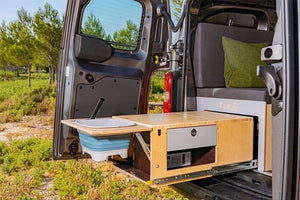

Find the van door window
[[81, 0, 143, 51]]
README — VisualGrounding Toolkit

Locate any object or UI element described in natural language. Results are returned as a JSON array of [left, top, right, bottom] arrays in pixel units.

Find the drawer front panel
[[167, 125, 217, 152]]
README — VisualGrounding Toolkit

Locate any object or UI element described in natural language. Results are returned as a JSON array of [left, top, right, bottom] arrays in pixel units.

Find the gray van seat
[[194, 23, 274, 102], [197, 88, 271, 104]]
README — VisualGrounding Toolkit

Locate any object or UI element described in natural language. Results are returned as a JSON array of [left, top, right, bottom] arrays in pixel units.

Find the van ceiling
[[198, 0, 276, 9], [192, 0, 277, 30]]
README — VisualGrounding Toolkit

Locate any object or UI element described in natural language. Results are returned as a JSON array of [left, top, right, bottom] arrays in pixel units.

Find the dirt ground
[[0, 115, 53, 142]]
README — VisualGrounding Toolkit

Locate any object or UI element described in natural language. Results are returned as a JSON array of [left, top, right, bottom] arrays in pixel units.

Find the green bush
[[149, 71, 165, 102], [0, 83, 56, 122], [150, 71, 165, 94], [0, 139, 52, 199], [0, 142, 8, 164], [53, 160, 104, 199], [0, 138, 187, 199], [1, 138, 52, 174]]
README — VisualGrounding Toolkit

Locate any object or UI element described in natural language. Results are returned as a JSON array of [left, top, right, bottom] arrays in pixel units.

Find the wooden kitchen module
[[62, 111, 255, 185]]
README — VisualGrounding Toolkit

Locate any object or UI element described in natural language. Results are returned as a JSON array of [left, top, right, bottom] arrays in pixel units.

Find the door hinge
[[257, 65, 283, 116]]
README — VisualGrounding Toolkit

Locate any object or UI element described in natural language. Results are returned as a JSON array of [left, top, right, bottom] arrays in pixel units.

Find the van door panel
[[74, 77, 140, 118], [53, 0, 171, 159]]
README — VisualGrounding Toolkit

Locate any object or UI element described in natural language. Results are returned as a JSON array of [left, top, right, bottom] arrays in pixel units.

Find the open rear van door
[[270, 0, 300, 199], [53, 0, 171, 159]]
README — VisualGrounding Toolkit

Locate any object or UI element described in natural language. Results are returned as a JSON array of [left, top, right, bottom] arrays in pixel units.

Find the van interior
[[169, 0, 278, 198]]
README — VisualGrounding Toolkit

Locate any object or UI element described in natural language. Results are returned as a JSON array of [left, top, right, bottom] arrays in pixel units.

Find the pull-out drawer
[[63, 111, 255, 186], [167, 125, 217, 152]]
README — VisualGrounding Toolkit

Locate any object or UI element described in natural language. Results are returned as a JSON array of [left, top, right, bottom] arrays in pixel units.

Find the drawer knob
[[191, 129, 197, 136]]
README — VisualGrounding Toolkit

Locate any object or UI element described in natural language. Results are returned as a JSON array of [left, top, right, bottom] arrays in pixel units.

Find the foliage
[[0, 78, 56, 123], [33, 3, 63, 84], [4, 8, 37, 87], [113, 20, 139, 50], [0, 138, 52, 174], [150, 71, 165, 94], [6, 8, 35, 68], [0, 22, 10, 70], [81, 14, 139, 51], [0, 139, 53, 199], [0, 74, 48, 103], [171, 0, 184, 21], [149, 92, 164, 103], [53, 160, 104, 198], [0, 138, 187, 199], [0, 4, 63, 85], [82, 13, 106, 39], [149, 70, 165, 102]]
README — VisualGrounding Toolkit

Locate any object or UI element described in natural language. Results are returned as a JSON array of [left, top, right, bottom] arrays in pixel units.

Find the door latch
[[261, 44, 282, 63], [170, 40, 184, 55]]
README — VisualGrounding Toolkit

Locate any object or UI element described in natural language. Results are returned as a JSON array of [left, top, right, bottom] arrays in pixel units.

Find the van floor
[[173, 170, 272, 200]]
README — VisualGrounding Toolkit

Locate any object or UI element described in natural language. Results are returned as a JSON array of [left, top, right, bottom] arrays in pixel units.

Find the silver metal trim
[[152, 160, 257, 185]]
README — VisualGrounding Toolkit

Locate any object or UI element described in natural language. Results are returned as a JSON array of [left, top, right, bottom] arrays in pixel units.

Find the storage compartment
[[167, 146, 216, 170], [167, 151, 192, 169]]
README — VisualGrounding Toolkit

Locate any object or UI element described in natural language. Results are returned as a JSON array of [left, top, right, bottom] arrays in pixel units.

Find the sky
[[0, 0, 180, 40], [0, 0, 143, 36], [83, 0, 143, 36], [0, 0, 68, 23]]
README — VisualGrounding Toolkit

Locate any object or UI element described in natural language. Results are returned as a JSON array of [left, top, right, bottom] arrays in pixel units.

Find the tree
[[33, 3, 62, 84], [0, 22, 9, 74], [82, 13, 106, 38], [7, 8, 36, 87], [171, 0, 184, 21], [113, 20, 139, 50]]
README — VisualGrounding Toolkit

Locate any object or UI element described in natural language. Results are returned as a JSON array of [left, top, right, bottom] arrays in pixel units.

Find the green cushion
[[222, 36, 268, 88]]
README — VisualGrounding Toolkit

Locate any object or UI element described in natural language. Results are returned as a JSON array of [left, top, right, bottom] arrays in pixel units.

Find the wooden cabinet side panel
[[216, 118, 253, 165], [264, 104, 272, 171]]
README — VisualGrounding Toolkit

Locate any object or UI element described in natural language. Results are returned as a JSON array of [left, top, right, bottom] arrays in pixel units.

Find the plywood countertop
[[61, 118, 152, 136], [62, 111, 252, 136], [113, 111, 252, 129]]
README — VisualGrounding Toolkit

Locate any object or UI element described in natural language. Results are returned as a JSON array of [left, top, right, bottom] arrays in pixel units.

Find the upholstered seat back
[[193, 23, 274, 88]]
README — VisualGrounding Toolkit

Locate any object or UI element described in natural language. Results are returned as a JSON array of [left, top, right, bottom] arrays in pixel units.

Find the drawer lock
[[191, 129, 197, 137]]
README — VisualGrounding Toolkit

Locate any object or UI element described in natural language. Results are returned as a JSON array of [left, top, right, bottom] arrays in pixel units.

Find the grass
[[0, 72, 55, 123], [0, 71, 50, 103], [0, 79, 50, 103], [0, 139, 187, 199], [0, 72, 188, 199]]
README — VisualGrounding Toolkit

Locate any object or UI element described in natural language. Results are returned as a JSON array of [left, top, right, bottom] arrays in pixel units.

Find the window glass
[[81, 0, 143, 51]]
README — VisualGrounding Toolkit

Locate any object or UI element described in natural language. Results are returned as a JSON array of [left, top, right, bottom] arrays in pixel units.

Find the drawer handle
[[191, 129, 197, 137]]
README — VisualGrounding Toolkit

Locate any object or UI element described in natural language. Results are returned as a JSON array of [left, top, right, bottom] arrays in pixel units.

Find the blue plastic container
[[78, 131, 131, 161]]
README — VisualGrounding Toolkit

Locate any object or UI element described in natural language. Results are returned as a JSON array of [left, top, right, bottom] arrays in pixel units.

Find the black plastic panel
[[75, 34, 112, 62], [74, 77, 140, 118]]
